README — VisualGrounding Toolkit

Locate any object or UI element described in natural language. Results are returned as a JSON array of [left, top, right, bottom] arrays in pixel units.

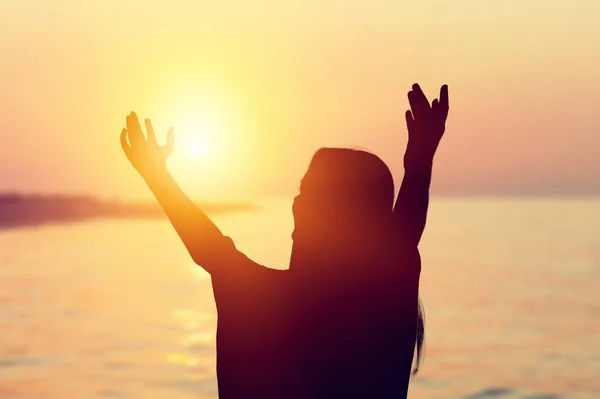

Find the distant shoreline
[[1, 192, 597, 231], [0, 193, 257, 230]]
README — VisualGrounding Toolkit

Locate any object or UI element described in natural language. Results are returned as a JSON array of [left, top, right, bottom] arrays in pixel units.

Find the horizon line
[[1, 191, 599, 202]]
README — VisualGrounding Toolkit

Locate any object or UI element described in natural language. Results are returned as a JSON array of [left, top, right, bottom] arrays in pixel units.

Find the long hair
[[296, 147, 426, 375], [413, 298, 426, 376]]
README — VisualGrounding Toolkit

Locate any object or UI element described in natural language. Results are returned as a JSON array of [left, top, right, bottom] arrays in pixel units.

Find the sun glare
[[186, 138, 209, 159], [174, 112, 219, 162], [155, 80, 252, 198]]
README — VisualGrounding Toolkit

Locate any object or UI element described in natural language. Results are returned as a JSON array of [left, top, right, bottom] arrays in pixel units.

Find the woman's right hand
[[120, 112, 175, 179]]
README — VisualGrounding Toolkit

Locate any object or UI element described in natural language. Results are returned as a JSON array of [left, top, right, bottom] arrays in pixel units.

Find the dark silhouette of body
[[120, 83, 449, 398]]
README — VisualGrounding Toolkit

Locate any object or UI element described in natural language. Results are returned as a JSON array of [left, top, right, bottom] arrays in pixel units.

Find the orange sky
[[1, 0, 599, 200]]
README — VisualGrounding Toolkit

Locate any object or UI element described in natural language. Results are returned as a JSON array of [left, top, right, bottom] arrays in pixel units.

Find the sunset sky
[[1, 0, 598, 200]]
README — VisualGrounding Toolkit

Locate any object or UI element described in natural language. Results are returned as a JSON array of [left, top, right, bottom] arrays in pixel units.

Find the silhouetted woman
[[120, 83, 449, 398]]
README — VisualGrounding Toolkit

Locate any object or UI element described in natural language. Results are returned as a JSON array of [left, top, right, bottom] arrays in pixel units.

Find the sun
[[165, 108, 222, 196], [173, 111, 219, 162], [155, 80, 251, 198], [185, 137, 210, 160]]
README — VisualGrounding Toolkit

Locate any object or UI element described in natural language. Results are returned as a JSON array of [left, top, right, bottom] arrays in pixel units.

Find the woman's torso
[[292, 248, 421, 398]]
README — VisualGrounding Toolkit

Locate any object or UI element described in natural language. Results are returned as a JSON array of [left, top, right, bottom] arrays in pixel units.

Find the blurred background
[[1, 1, 599, 398]]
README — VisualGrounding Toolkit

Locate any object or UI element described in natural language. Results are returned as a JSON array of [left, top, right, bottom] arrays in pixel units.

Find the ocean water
[[1, 198, 599, 399]]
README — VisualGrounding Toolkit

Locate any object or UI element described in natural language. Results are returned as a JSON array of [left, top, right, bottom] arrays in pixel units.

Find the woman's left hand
[[404, 84, 449, 167]]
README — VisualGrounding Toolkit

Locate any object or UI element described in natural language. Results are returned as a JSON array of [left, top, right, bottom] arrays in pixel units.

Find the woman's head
[[291, 147, 395, 258]]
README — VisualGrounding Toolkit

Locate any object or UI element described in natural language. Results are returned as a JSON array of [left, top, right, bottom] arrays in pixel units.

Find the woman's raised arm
[[120, 112, 247, 275], [393, 84, 449, 247]]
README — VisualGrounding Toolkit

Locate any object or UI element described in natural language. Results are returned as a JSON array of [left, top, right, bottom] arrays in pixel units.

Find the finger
[[408, 90, 427, 120], [439, 84, 449, 117], [145, 118, 157, 145], [120, 128, 132, 158], [164, 127, 175, 156], [409, 83, 431, 118], [405, 110, 415, 139], [126, 111, 145, 146], [432, 98, 439, 112]]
